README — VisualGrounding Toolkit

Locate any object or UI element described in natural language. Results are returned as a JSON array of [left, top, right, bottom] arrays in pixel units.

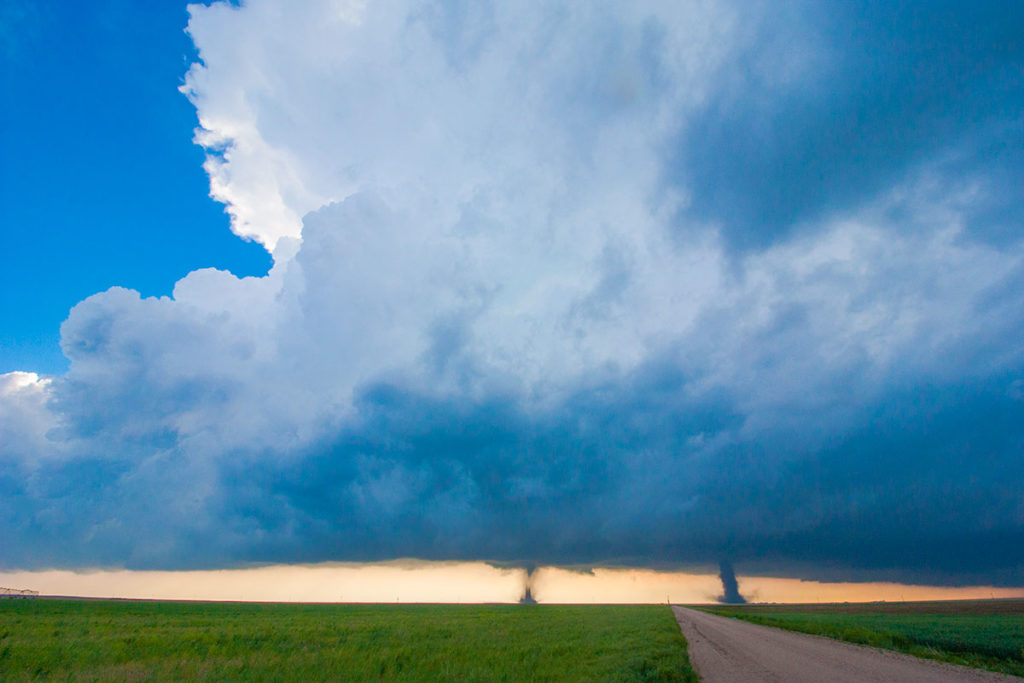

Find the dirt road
[[672, 606, 1019, 682]]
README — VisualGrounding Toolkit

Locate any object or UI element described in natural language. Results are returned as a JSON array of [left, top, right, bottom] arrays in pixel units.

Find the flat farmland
[[0, 599, 696, 682], [701, 598, 1024, 678]]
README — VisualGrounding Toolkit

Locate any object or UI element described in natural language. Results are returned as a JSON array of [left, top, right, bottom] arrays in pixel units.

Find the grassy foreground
[[0, 599, 696, 682], [702, 599, 1024, 678]]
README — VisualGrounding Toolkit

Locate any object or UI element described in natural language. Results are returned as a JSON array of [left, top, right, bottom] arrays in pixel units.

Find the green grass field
[[701, 599, 1024, 678], [0, 599, 696, 682]]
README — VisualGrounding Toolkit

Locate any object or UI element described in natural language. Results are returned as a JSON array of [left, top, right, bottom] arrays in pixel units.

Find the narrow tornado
[[717, 561, 746, 604]]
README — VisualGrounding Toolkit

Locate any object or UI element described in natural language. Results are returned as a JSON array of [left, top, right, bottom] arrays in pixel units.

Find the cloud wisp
[[2, 0, 1023, 585]]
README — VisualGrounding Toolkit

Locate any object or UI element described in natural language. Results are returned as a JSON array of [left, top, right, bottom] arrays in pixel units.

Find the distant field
[[701, 599, 1024, 678], [0, 599, 696, 682]]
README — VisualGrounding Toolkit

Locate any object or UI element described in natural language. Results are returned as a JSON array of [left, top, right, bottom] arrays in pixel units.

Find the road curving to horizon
[[672, 606, 1019, 682]]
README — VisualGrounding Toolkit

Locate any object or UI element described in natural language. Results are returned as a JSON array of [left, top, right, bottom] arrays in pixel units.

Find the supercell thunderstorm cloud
[[2, 0, 1023, 583]]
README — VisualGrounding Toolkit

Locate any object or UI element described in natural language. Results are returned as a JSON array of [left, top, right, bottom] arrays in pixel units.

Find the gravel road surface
[[672, 606, 1020, 682]]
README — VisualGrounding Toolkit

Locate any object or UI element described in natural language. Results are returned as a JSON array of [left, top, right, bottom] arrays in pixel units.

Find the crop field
[[701, 599, 1024, 678], [0, 599, 696, 682]]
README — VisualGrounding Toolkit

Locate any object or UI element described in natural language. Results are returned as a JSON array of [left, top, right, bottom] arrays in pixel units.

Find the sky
[[1, 0, 1023, 596], [0, 0, 268, 374]]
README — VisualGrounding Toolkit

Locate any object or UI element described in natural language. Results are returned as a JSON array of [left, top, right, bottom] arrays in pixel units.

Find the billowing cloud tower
[[2, 0, 1023, 583]]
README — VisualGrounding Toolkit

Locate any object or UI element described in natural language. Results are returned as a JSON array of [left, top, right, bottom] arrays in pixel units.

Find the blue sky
[[1, 0, 1023, 586], [0, 0, 268, 374]]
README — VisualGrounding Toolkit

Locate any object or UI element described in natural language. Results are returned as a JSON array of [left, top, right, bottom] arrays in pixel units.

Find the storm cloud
[[1, 0, 1023, 584]]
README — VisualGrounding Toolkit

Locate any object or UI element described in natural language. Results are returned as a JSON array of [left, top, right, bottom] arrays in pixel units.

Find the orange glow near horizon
[[0, 562, 525, 604], [1, 562, 1021, 604]]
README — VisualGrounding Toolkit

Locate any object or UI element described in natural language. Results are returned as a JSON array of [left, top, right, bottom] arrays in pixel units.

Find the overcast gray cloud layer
[[2, 0, 1022, 584]]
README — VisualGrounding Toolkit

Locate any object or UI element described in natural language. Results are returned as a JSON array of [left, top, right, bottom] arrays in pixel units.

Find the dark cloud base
[[5, 358, 1023, 586]]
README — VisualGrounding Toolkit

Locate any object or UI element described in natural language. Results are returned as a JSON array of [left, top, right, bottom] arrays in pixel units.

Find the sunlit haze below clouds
[[1, 0, 1023, 600], [2, 563, 1022, 604]]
